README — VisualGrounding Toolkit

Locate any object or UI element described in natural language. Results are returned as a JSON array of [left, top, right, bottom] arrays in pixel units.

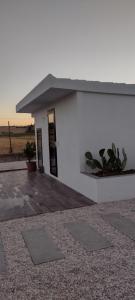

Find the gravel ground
[[1, 198, 135, 300]]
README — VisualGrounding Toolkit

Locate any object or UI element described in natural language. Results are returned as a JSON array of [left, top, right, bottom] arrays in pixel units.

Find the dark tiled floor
[[0, 170, 94, 221]]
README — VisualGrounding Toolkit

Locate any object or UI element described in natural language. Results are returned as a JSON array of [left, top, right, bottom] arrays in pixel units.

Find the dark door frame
[[36, 128, 44, 173], [48, 108, 58, 177]]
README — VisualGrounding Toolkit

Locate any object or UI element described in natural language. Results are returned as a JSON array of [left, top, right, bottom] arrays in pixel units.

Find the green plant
[[85, 143, 127, 173], [24, 142, 36, 162]]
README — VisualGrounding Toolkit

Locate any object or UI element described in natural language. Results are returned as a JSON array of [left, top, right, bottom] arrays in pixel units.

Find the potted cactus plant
[[24, 142, 37, 172], [85, 143, 128, 177]]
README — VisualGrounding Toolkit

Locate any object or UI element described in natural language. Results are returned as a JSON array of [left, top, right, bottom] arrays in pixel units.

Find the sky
[[0, 0, 135, 125]]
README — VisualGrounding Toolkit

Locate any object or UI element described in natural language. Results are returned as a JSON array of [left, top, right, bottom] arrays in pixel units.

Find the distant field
[[0, 135, 35, 154]]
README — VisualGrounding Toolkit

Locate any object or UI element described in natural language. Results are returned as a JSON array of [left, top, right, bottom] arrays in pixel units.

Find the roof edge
[[16, 74, 135, 113]]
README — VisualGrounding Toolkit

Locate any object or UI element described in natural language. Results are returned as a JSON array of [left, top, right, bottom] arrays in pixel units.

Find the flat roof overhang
[[16, 74, 135, 114], [16, 87, 74, 113]]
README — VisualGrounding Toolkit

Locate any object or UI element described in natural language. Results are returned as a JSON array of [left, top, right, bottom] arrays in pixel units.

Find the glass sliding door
[[48, 109, 58, 177]]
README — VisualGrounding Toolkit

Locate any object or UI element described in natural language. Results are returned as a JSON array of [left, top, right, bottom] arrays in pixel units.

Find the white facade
[[34, 93, 81, 191], [33, 91, 135, 203], [16, 74, 135, 203], [78, 91, 135, 171]]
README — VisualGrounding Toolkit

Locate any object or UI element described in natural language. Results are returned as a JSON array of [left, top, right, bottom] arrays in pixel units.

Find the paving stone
[[102, 213, 135, 240], [0, 202, 36, 222], [22, 228, 64, 265], [66, 222, 112, 251]]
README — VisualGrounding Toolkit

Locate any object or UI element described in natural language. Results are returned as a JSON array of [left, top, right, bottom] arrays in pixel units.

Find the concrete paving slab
[[0, 203, 36, 222], [66, 222, 112, 251], [22, 228, 64, 265], [102, 213, 135, 240], [0, 235, 7, 273]]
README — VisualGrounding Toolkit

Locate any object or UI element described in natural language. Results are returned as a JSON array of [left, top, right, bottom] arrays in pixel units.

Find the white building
[[16, 74, 135, 203]]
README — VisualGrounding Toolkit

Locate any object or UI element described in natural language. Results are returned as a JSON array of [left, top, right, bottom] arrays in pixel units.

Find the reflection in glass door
[[36, 128, 44, 173], [48, 109, 58, 177]]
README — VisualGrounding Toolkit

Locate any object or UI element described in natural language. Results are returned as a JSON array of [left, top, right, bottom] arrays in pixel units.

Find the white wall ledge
[[80, 171, 135, 203], [81, 171, 135, 180]]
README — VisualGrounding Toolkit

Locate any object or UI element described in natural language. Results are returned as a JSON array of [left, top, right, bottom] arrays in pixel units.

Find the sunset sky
[[0, 0, 135, 126]]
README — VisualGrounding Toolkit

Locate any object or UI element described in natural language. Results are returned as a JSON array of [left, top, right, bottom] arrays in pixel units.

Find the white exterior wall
[[78, 91, 135, 171], [75, 91, 135, 202], [34, 91, 135, 203], [55, 94, 80, 189], [34, 93, 81, 192]]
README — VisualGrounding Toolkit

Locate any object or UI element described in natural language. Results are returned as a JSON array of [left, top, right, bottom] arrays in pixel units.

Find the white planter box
[[79, 172, 135, 203]]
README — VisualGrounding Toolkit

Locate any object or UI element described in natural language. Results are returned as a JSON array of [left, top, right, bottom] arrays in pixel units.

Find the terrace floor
[[0, 169, 135, 299], [0, 170, 94, 222]]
